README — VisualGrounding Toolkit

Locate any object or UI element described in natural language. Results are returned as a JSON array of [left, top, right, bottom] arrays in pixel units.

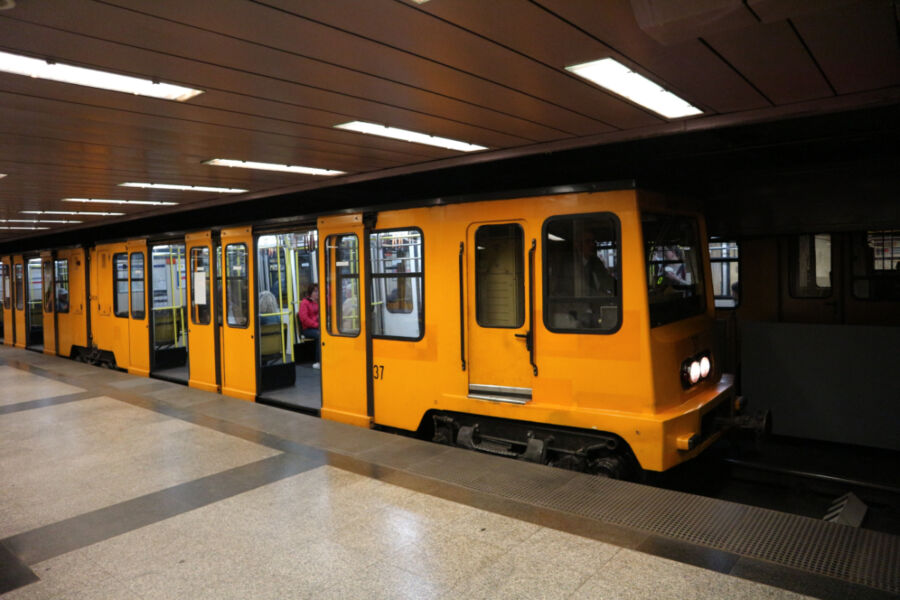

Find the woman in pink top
[[299, 284, 320, 368]]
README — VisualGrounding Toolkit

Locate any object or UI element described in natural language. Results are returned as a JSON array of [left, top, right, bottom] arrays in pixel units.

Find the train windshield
[[642, 213, 706, 327]]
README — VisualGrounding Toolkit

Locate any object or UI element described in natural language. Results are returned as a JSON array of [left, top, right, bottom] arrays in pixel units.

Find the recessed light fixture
[[335, 121, 488, 152], [62, 198, 178, 206], [0, 50, 203, 101], [0, 174, 6, 179], [204, 159, 346, 177], [3, 219, 82, 224], [119, 182, 247, 193], [566, 58, 702, 119], [0, 226, 50, 230], [21, 210, 125, 216]]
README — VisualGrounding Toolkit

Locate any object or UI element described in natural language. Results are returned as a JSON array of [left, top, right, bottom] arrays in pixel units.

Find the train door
[[13, 256, 26, 349], [55, 249, 87, 358], [319, 214, 370, 427], [25, 257, 43, 350], [1, 257, 11, 345], [220, 227, 257, 400], [256, 229, 321, 412], [149, 242, 189, 383], [126, 240, 150, 376], [41, 252, 57, 355], [186, 231, 219, 392], [466, 220, 537, 403]]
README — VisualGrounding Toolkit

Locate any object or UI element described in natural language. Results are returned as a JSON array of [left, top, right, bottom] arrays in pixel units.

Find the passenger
[[298, 284, 320, 369], [662, 247, 689, 286], [258, 290, 280, 325]]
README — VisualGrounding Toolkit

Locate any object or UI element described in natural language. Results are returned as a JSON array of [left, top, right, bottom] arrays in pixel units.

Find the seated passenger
[[298, 284, 320, 369], [258, 290, 280, 325]]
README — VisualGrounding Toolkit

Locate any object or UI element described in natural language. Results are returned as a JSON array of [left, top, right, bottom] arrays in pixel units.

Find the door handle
[[514, 330, 533, 352]]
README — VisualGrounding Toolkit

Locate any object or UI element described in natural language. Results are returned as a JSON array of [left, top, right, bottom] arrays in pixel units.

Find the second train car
[[1, 186, 740, 476]]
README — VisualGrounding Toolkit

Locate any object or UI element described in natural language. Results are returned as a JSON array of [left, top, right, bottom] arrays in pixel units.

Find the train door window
[[1, 264, 9, 309], [369, 229, 424, 340], [113, 253, 128, 317], [709, 239, 740, 308], [55, 260, 69, 313], [190, 247, 211, 325], [257, 236, 294, 366], [543, 214, 620, 332], [130, 252, 146, 319], [475, 224, 524, 328], [851, 230, 900, 301], [790, 234, 831, 298], [15, 264, 24, 310], [27, 258, 42, 319], [225, 244, 249, 327], [325, 234, 360, 336], [643, 214, 705, 327], [42, 260, 54, 313]]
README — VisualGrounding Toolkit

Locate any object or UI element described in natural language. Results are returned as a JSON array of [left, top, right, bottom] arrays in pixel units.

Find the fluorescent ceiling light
[[0, 174, 6, 179], [0, 226, 49, 230], [204, 158, 346, 177], [3, 219, 82, 224], [566, 58, 702, 119], [119, 182, 247, 193], [21, 210, 125, 216], [0, 50, 203, 101], [335, 121, 488, 152], [63, 198, 178, 206]]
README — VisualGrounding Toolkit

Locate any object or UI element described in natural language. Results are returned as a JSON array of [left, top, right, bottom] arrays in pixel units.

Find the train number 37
[[373, 364, 385, 380]]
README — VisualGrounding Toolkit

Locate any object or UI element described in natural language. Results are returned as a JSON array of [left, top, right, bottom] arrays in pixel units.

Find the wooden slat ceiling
[[0, 0, 898, 242]]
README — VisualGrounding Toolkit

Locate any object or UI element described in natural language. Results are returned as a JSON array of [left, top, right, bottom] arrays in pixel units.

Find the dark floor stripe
[[2, 452, 325, 566], [0, 391, 97, 415], [0, 542, 39, 594]]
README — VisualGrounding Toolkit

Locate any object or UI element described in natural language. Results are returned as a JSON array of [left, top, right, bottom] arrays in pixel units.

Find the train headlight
[[699, 355, 711, 379], [689, 360, 701, 384]]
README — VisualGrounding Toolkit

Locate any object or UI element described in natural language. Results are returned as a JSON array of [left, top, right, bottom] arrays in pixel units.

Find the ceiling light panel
[[205, 159, 346, 177], [566, 58, 702, 119], [335, 121, 488, 152], [3, 219, 82, 224], [63, 198, 178, 206], [21, 210, 125, 216], [119, 183, 247, 193], [0, 50, 203, 101]]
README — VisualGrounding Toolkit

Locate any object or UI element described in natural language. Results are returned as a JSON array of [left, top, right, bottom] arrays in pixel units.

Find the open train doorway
[[25, 257, 44, 351], [150, 243, 189, 384], [256, 230, 321, 412]]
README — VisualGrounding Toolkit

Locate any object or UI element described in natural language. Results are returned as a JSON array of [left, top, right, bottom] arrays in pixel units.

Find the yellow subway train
[[0, 187, 740, 476]]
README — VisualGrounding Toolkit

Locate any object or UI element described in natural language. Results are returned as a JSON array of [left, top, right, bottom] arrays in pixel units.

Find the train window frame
[[42, 260, 54, 313], [189, 246, 212, 325], [643, 213, 707, 328], [709, 238, 740, 309], [475, 223, 526, 330], [1, 263, 10, 310], [113, 253, 129, 318], [850, 230, 900, 301], [54, 259, 70, 314], [368, 227, 425, 341], [542, 212, 622, 335], [130, 252, 146, 320], [225, 243, 250, 329], [325, 233, 361, 338], [789, 233, 833, 299]]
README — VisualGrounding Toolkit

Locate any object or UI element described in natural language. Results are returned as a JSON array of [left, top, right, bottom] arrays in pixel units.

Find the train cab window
[[190, 247, 211, 325], [113, 253, 129, 317], [475, 224, 525, 328], [851, 230, 900, 301], [42, 261, 54, 313], [709, 239, 740, 308], [643, 214, 705, 327], [55, 260, 69, 313], [15, 264, 24, 311], [130, 252, 145, 320], [369, 229, 424, 339], [1, 264, 9, 309], [790, 234, 832, 298], [325, 234, 360, 336], [225, 244, 249, 327], [544, 214, 620, 332]]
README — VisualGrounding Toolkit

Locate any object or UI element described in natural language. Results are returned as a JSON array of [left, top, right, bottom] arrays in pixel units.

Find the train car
[[4, 186, 744, 476]]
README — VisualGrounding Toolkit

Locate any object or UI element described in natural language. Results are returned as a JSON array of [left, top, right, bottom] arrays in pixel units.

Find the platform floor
[[0, 347, 895, 600]]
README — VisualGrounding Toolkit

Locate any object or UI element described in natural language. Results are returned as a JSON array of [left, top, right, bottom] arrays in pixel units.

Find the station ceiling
[[1, 0, 899, 247]]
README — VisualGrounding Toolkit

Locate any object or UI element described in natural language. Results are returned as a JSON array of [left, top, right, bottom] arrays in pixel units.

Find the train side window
[[369, 229, 424, 340], [130, 252, 145, 320], [15, 263, 24, 311], [543, 214, 620, 333], [225, 244, 249, 328], [42, 260, 54, 313], [851, 230, 900, 301], [55, 260, 69, 313], [325, 234, 360, 336], [790, 234, 832, 298], [190, 247, 211, 325], [475, 224, 525, 328], [709, 239, 740, 308], [1, 263, 9, 309], [113, 253, 128, 317]]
